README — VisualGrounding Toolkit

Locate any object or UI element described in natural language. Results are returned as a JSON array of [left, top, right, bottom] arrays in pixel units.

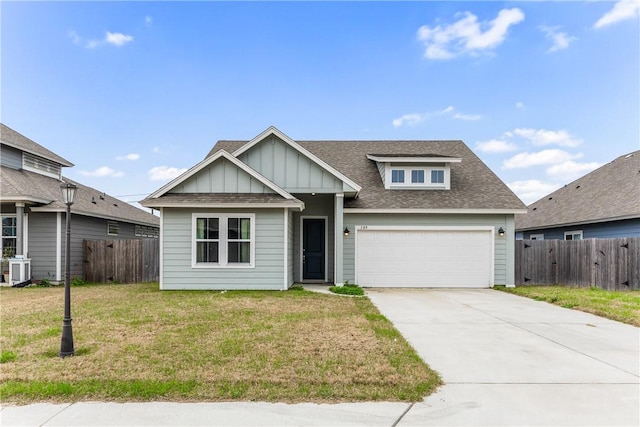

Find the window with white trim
[[107, 221, 120, 236], [2, 216, 17, 257], [411, 170, 425, 183], [564, 230, 583, 240], [431, 169, 444, 184], [391, 169, 404, 183], [193, 214, 254, 267]]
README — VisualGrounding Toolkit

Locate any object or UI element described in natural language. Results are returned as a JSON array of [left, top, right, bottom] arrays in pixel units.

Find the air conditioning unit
[[9, 258, 31, 286]]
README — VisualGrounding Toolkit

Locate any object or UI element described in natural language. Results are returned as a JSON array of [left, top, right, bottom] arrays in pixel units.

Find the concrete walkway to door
[[366, 288, 640, 426]]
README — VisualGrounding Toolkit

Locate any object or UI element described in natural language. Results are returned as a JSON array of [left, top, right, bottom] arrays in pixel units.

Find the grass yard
[[496, 286, 640, 326], [0, 283, 441, 404]]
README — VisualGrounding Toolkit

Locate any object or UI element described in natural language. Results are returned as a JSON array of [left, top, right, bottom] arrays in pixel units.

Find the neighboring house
[[0, 123, 160, 284], [516, 150, 640, 240], [141, 126, 525, 290]]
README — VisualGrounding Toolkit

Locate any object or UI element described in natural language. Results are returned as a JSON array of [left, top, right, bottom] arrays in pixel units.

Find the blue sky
[[2, 1, 638, 207]]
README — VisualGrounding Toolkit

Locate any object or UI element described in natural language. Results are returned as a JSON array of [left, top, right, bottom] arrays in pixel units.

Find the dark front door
[[303, 218, 325, 281]]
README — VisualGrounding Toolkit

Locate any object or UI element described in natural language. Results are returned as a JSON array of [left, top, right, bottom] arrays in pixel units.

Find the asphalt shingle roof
[[1, 124, 74, 167], [515, 150, 640, 231], [210, 139, 525, 211], [1, 167, 159, 227]]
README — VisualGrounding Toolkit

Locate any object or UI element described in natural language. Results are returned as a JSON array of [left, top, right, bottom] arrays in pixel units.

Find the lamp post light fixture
[[498, 227, 505, 237], [60, 182, 78, 358]]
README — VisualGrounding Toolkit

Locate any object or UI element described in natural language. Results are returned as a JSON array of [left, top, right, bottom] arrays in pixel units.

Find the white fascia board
[[0, 196, 52, 205], [232, 126, 362, 194], [140, 201, 305, 211], [366, 154, 462, 163], [344, 208, 528, 214], [147, 149, 295, 201]]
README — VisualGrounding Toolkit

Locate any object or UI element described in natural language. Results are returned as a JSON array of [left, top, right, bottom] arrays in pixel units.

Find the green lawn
[[496, 286, 640, 326], [0, 283, 441, 404]]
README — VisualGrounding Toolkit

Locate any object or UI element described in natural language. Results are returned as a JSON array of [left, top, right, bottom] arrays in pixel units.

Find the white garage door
[[356, 228, 493, 288]]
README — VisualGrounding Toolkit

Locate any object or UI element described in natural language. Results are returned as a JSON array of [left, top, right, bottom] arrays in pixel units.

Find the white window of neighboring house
[[135, 225, 159, 238], [530, 234, 544, 240], [192, 214, 255, 268], [107, 221, 120, 236], [564, 230, 583, 240], [1, 215, 17, 257]]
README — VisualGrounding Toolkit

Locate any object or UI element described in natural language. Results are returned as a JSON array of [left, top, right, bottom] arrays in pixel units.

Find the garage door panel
[[356, 229, 492, 288]]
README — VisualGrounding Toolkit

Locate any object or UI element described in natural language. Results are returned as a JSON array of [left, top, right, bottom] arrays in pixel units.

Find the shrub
[[71, 277, 88, 287], [329, 283, 364, 296]]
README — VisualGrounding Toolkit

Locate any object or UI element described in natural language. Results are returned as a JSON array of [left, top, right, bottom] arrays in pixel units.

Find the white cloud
[[508, 179, 562, 205], [392, 113, 427, 127], [454, 112, 481, 120], [392, 105, 481, 127], [545, 160, 601, 181], [148, 166, 188, 181], [69, 30, 134, 48], [476, 139, 518, 153], [116, 153, 140, 161], [152, 146, 161, 153], [145, 15, 153, 27], [539, 25, 576, 52], [513, 128, 583, 147], [503, 149, 581, 169], [79, 166, 124, 178], [594, 0, 640, 29], [106, 32, 134, 46], [515, 102, 525, 109], [417, 8, 524, 60]]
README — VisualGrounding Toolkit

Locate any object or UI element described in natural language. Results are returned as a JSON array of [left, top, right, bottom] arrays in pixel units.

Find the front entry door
[[302, 218, 325, 281]]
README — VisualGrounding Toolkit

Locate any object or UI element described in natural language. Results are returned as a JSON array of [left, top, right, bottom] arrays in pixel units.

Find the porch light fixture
[[498, 227, 505, 237], [343, 227, 350, 236], [59, 181, 78, 358]]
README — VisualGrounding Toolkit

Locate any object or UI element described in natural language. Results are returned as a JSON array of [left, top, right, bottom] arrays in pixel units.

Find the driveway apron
[[366, 289, 640, 426]]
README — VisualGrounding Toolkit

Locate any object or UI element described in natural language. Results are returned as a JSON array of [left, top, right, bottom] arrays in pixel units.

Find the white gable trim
[[366, 154, 462, 163], [232, 126, 362, 194], [147, 149, 296, 201]]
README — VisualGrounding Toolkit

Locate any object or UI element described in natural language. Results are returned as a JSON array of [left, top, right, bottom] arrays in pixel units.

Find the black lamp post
[[60, 182, 78, 358]]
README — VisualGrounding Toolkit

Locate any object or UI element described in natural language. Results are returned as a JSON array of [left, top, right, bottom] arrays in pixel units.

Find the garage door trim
[[354, 225, 495, 287]]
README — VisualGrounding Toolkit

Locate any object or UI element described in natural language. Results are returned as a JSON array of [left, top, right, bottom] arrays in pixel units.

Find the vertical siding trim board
[[299, 216, 328, 282], [283, 207, 288, 290], [159, 208, 164, 290], [56, 212, 62, 281], [334, 194, 344, 286]]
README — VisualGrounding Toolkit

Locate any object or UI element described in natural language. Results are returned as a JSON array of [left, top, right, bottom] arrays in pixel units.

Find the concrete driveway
[[366, 288, 640, 426]]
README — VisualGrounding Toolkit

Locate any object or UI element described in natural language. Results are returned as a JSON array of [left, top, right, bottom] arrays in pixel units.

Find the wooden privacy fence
[[515, 238, 640, 290], [84, 239, 159, 283]]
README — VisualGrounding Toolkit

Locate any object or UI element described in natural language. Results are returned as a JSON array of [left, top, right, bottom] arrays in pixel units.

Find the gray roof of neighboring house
[[210, 139, 525, 211], [1, 167, 159, 227], [515, 150, 640, 231], [0, 123, 74, 167]]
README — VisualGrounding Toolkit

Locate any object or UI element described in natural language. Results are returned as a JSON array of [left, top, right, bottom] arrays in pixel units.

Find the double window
[[193, 214, 254, 267]]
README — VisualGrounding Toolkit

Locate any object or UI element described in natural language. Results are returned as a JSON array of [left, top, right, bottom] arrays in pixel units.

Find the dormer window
[[391, 169, 405, 183], [367, 154, 461, 191]]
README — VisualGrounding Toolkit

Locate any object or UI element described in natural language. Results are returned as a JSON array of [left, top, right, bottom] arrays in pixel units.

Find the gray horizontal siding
[[161, 208, 285, 290], [0, 145, 22, 169], [239, 134, 343, 193], [343, 213, 512, 285], [521, 218, 640, 240], [27, 212, 58, 281]]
